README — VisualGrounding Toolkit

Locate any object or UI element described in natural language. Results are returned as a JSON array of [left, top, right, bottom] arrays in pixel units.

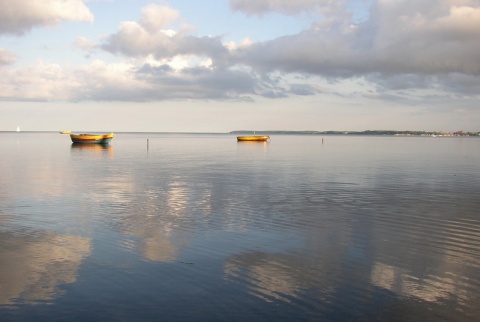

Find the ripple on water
[[1, 133, 480, 321]]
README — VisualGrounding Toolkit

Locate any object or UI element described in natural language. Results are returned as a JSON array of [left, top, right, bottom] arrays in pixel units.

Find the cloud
[[0, 0, 93, 36], [0, 58, 263, 102], [367, 0, 480, 75], [236, 0, 480, 75], [0, 48, 16, 65], [231, 0, 480, 95], [2, 1, 479, 103], [435, 73, 480, 96], [0, 59, 155, 102], [71, 60, 148, 101], [0, 61, 72, 101], [71, 61, 274, 102], [135, 64, 258, 100], [229, 0, 346, 16], [0, 55, 305, 102], [436, 5, 480, 36], [74, 36, 97, 52], [289, 83, 320, 95], [139, 4, 180, 33], [100, 4, 229, 68]]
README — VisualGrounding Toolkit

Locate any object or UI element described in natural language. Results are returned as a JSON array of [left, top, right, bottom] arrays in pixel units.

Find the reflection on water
[[371, 261, 466, 303], [0, 133, 479, 321], [71, 143, 114, 158], [118, 185, 184, 262], [0, 230, 91, 305], [225, 252, 303, 303]]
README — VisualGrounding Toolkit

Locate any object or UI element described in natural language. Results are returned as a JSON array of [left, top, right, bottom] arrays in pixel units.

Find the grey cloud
[[72, 61, 314, 102], [289, 83, 319, 95], [233, 25, 373, 77], [366, 73, 480, 97], [138, 65, 258, 99], [237, 20, 480, 76], [177, 36, 230, 67], [366, 74, 433, 92], [73, 64, 261, 102], [229, 0, 346, 16], [137, 64, 174, 74], [136, 65, 323, 100], [436, 73, 480, 96], [232, 0, 480, 96], [259, 90, 288, 99]]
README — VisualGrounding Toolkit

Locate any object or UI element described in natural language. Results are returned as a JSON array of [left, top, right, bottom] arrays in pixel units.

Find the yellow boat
[[237, 135, 270, 142], [70, 132, 114, 144], [60, 130, 71, 134]]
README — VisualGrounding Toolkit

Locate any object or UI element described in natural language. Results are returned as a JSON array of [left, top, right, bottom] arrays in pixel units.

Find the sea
[[0, 132, 479, 322]]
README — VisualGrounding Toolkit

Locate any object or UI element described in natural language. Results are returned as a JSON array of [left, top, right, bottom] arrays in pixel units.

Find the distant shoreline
[[230, 130, 480, 137], [3, 130, 479, 137]]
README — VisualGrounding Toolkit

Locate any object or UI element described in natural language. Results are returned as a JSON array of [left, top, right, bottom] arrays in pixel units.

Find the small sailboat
[[16, 126, 20, 132]]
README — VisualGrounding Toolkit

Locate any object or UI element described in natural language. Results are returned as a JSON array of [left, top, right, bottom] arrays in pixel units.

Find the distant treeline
[[230, 130, 480, 136]]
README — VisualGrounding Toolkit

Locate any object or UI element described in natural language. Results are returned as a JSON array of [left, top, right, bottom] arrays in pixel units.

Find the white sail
[[16, 126, 20, 132]]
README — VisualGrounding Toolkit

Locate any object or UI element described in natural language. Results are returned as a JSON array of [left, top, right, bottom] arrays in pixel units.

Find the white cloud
[[0, 61, 72, 100], [102, 21, 177, 57], [72, 60, 150, 101], [0, 0, 93, 35], [100, 5, 229, 68], [98, 5, 231, 73], [0, 60, 152, 102], [139, 4, 180, 33]]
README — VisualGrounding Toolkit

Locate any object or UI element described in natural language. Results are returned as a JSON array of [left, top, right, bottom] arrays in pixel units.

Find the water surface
[[1, 132, 479, 321]]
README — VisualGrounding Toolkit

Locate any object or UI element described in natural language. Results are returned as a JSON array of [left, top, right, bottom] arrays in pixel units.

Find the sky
[[0, 0, 479, 132]]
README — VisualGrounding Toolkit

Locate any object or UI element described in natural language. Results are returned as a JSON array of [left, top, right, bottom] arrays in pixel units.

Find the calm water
[[1, 132, 479, 321]]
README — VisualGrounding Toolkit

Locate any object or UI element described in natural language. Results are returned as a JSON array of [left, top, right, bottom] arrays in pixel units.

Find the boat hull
[[70, 133, 114, 144], [237, 135, 270, 142]]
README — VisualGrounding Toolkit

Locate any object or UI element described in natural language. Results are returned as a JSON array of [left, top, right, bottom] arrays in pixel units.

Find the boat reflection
[[236, 140, 269, 156], [236, 141, 269, 145], [70, 143, 114, 158]]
